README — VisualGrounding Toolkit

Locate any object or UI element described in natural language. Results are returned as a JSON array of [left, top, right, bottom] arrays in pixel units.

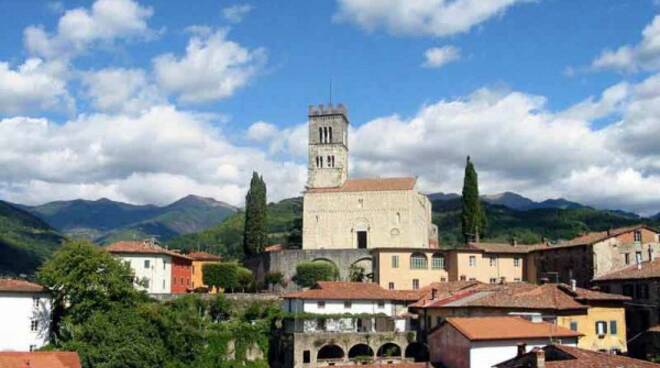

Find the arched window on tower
[[320, 156, 323, 168], [323, 127, 328, 143], [329, 127, 333, 142], [331, 156, 335, 167], [327, 156, 332, 167], [319, 127, 323, 143], [315, 156, 320, 168]]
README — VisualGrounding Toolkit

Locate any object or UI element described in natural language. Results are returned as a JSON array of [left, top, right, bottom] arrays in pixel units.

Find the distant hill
[[430, 191, 585, 211], [20, 195, 238, 244], [0, 200, 65, 275]]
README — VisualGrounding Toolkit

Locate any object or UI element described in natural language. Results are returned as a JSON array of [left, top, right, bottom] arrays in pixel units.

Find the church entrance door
[[357, 231, 367, 249]]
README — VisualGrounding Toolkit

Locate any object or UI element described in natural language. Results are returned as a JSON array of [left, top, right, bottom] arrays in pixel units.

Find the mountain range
[[16, 195, 238, 244], [429, 191, 586, 211]]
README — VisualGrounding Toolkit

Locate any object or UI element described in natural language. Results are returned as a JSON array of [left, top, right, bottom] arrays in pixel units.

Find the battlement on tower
[[308, 103, 348, 117]]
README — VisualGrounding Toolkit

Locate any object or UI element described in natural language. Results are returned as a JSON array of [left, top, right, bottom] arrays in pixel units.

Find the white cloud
[[0, 105, 306, 206], [0, 58, 73, 115], [81, 67, 163, 113], [247, 121, 279, 142], [153, 28, 266, 103], [422, 46, 461, 68], [222, 4, 253, 23], [24, 0, 154, 60], [592, 15, 660, 72], [334, 0, 525, 37], [558, 82, 629, 121]]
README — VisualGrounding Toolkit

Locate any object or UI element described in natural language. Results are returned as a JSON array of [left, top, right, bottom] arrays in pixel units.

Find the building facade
[[189, 251, 222, 291], [302, 104, 437, 251], [373, 248, 450, 290], [0, 279, 51, 352]]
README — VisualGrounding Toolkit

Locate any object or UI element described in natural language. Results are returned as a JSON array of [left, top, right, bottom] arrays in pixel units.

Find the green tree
[[294, 261, 338, 287], [236, 266, 254, 292], [243, 172, 268, 257], [461, 156, 486, 243], [264, 272, 284, 290], [37, 240, 143, 338]]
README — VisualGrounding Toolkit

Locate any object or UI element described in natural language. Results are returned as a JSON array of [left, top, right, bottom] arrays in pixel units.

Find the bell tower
[[307, 103, 349, 189]]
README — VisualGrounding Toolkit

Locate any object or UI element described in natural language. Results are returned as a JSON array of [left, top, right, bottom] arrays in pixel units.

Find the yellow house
[[372, 248, 449, 290], [409, 281, 630, 354], [188, 251, 222, 292]]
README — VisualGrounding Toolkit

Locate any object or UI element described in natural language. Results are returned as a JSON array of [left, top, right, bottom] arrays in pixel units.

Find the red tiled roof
[[496, 344, 660, 368], [466, 242, 549, 254], [306, 177, 416, 193], [594, 258, 660, 281], [0, 352, 81, 368], [441, 316, 581, 341], [187, 251, 222, 261], [282, 281, 422, 301], [106, 241, 191, 260], [264, 244, 283, 253], [416, 282, 628, 311], [332, 364, 430, 368], [408, 281, 482, 308], [0, 279, 45, 293], [538, 225, 657, 251]]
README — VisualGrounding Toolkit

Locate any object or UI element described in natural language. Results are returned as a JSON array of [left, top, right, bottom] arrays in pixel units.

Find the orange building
[[188, 251, 222, 292]]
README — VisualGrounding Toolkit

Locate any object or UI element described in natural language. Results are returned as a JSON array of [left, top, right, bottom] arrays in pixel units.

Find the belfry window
[[329, 127, 333, 142], [327, 156, 332, 167], [319, 127, 323, 142]]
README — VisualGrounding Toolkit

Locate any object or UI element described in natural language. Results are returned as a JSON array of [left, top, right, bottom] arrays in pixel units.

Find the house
[[0, 352, 81, 368], [528, 225, 660, 287], [302, 104, 438, 251], [188, 251, 222, 292], [409, 281, 629, 353], [372, 248, 450, 290], [428, 316, 580, 368], [106, 240, 192, 294], [593, 257, 660, 360], [281, 281, 430, 367], [494, 344, 660, 368], [0, 279, 51, 351]]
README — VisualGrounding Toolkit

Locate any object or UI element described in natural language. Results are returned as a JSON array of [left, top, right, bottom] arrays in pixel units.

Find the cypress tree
[[461, 156, 486, 243], [243, 172, 267, 256]]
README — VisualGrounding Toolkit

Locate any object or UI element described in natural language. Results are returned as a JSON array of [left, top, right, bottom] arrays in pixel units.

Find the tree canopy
[[461, 156, 486, 242], [243, 172, 267, 257], [294, 261, 338, 287]]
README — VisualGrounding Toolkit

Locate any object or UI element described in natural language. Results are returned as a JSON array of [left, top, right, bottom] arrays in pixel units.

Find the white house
[[282, 281, 423, 333], [0, 279, 51, 352], [428, 316, 581, 368]]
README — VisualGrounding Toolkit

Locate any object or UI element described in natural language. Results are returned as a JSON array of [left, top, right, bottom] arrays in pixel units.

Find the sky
[[1, 0, 660, 215]]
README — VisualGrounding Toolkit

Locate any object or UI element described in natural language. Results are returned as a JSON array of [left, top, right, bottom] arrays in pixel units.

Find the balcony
[[284, 315, 412, 334]]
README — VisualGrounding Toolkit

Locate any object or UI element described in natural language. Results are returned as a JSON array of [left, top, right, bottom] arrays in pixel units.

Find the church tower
[[307, 104, 349, 189]]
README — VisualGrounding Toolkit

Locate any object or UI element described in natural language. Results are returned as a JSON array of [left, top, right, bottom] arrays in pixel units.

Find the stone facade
[[307, 104, 349, 189]]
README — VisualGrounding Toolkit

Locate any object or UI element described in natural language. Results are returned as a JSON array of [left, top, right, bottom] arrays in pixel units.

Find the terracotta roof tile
[[594, 258, 660, 281], [538, 225, 657, 251], [106, 241, 191, 261], [332, 364, 430, 368], [466, 242, 549, 254], [264, 244, 283, 253], [306, 177, 416, 193], [496, 344, 660, 368], [0, 279, 45, 293], [0, 352, 81, 368], [440, 316, 582, 341], [187, 251, 222, 261], [282, 281, 421, 301]]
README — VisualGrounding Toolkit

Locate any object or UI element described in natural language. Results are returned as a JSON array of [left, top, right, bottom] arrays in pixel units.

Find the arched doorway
[[405, 342, 429, 362], [348, 344, 374, 360], [317, 344, 344, 361], [376, 343, 401, 358]]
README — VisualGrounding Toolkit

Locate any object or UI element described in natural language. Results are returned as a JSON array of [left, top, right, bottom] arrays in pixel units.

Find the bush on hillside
[[294, 261, 338, 288]]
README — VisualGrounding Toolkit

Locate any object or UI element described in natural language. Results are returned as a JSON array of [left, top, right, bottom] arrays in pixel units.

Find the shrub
[[264, 272, 284, 289], [294, 261, 338, 287]]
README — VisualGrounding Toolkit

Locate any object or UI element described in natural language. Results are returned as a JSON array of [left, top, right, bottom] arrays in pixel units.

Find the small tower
[[307, 103, 349, 188]]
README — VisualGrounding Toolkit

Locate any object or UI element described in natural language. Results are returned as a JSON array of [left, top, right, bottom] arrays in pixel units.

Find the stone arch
[[348, 344, 374, 360], [405, 342, 429, 362], [376, 343, 401, 358], [349, 257, 374, 282], [317, 344, 344, 361], [311, 258, 340, 279]]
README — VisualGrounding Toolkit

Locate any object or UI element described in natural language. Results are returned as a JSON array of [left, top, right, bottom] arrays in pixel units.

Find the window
[[412, 279, 420, 290], [163, 261, 166, 270], [323, 127, 328, 143], [625, 253, 630, 265], [303, 350, 311, 364], [489, 256, 497, 267], [30, 320, 38, 331], [395, 212, 401, 224], [410, 253, 428, 269], [440, 277, 447, 282], [460, 275, 466, 281], [377, 301, 385, 308], [388, 282, 394, 290], [329, 127, 333, 142], [432, 253, 445, 270], [144, 260, 150, 269], [344, 301, 352, 309], [469, 278, 476, 281], [469, 256, 476, 267], [634, 231, 642, 242], [317, 301, 325, 309], [570, 321, 578, 331], [319, 127, 322, 142], [144, 279, 150, 288], [623, 284, 634, 297], [514, 278, 521, 282], [514, 257, 521, 267], [649, 247, 654, 261], [596, 321, 607, 337], [162, 280, 165, 289], [636, 251, 643, 264], [490, 278, 497, 284], [392, 255, 400, 268], [610, 321, 618, 335]]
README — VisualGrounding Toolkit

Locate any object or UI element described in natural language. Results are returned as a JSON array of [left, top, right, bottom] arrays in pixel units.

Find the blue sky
[[1, 0, 660, 215]]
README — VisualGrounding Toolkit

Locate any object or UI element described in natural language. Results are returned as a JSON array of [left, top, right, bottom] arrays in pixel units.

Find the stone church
[[302, 104, 438, 250]]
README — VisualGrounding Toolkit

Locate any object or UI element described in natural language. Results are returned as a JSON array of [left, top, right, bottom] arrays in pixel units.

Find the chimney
[[534, 349, 545, 368], [570, 279, 577, 292], [511, 237, 518, 247], [517, 343, 527, 357]]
